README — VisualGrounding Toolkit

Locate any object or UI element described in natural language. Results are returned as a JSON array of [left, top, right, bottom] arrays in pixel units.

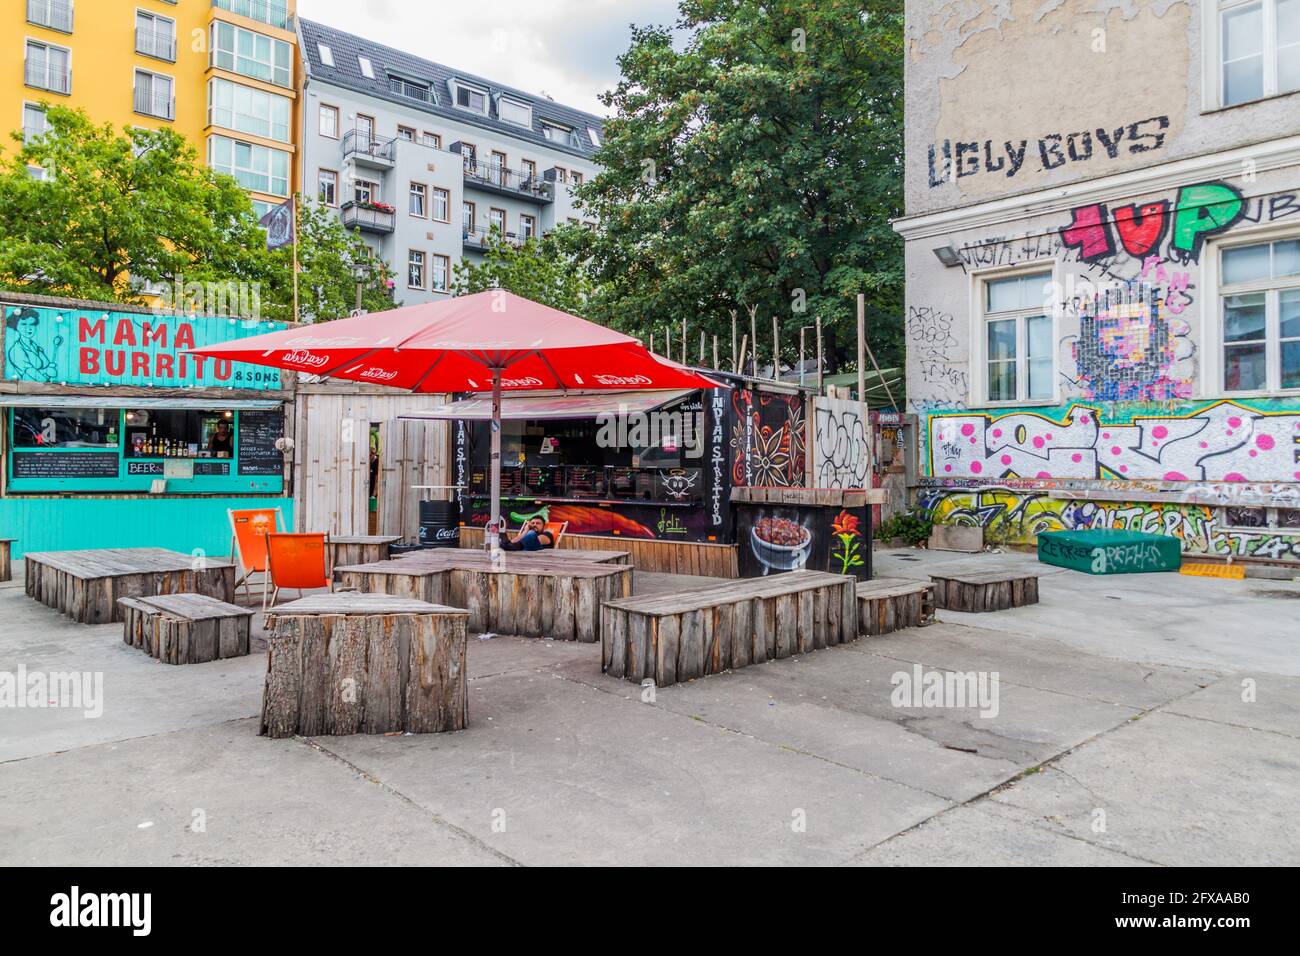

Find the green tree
[[452, 225, 591, 315], [0, 106, 394, 323], [291, 197, 397, 322], [575, 0, 904, 377]]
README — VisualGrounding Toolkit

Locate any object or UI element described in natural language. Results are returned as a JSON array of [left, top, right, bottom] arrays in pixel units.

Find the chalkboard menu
[[566, 466, 602, 498], [12, 451, 119, 479], [194, 460, 230, 476], [524, 467, 558, 496], [237, 409, 284, 476]]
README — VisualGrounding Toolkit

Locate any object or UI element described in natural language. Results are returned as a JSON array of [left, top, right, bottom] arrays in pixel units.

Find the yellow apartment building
[[6, 0, 300, 218]]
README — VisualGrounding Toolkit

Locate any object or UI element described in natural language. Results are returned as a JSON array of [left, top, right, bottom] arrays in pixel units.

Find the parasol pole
[[488, 366, 503, 555]]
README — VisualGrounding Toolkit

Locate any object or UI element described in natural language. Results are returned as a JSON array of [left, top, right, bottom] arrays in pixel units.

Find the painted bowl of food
[[750, 515, 812, 572]]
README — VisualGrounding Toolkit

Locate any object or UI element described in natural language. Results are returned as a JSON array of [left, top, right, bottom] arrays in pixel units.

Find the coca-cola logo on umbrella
[[358, 367, 399, 381], [282, 349, 330, 369], [594, 373, 652, 386], [502, 375, 544, 387]]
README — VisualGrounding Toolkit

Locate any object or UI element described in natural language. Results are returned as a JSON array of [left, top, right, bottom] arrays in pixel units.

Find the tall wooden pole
[[681, 316, 687, 364], [772, 315, 780, 381], [749, 307, 758, 379], [731, 310, 738, 372], [712, 334, 719, 370], [665, 323, 672, 359], [857, 294, 867, 445], [799, 327, 806, 388]]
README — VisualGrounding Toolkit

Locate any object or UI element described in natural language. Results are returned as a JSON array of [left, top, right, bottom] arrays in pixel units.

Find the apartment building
[[8, 0, 301, 219], [895, 0, 1300, 564], [297, 18, 603, 305]]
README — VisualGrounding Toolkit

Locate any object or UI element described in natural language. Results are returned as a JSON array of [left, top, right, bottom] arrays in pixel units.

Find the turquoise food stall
[[0, 294, 295, 558]]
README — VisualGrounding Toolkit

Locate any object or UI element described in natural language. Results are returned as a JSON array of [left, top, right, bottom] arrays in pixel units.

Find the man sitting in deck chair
[[499, 516, 555, 552]]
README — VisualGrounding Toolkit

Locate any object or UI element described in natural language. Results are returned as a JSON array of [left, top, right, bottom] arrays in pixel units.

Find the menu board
[[194, 460, 230, 476], [237, 409, 284, 477], [566, 466, 602, 498], [11, 451, 120, 479], [126, 460, 165, 476], [524, 467, 559, 496]]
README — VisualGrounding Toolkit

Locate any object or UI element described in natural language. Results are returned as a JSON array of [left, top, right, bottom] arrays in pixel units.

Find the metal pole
[[713, 334, 719, 370], [749, 308, 758, 378], [699, 330, 705, 364], [857, 295, 867, 469], [816, 315, 824, 391], [730, 311, 738, 372], [488, 367, 503, 555], [800, 327, 806, 388], [681, 316, 687, 364], [772, 315, 780, 381]]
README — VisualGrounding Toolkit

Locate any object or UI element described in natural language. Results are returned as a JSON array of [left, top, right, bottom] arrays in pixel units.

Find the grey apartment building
[[296, 18, 604, 305], [895, 0, 1300, 565]]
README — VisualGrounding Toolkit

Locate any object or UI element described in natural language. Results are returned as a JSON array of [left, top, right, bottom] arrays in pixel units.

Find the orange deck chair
[[228, 507, 284, 604], [264, 532, 333, 611], [543, 520, 568, 547]]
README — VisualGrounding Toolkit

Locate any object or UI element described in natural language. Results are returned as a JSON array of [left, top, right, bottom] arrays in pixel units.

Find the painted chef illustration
[[4, 306, 63, 382]]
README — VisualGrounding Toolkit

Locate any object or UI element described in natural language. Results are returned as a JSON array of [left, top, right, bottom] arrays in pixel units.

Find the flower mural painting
[[831, 508, 865, 574]]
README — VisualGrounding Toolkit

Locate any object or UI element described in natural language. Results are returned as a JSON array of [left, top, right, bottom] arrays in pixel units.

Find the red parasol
[[189, 291, 721, 548]]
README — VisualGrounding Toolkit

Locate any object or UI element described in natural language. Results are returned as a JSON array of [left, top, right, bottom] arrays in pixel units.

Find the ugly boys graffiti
[[928, 401, 1300, 483]]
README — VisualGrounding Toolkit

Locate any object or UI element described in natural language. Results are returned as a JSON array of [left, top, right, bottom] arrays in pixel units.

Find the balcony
[[461, 158, 553, 204], [341, 200, 395, 234], [462, 226, 536, 252], [342, 129, 396, 170], [27, 0, 73, 33], [136, 29, 177, 62], [134, 88, 175, 121], [211, 0, 291, 31], [24, 61, 70, 95], [388, 77, 435, 105]]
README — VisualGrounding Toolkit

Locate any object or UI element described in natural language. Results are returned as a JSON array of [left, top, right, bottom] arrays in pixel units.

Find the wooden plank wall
[[458, 525, 738, 578], [294, 384, 449, 540]]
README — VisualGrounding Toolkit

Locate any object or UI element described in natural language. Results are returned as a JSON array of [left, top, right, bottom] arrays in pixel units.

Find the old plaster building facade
[[895, 0, 1300, 563]]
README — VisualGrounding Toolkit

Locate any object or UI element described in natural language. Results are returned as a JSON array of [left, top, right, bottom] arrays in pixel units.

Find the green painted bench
[[1038, 529, 1181, 575]]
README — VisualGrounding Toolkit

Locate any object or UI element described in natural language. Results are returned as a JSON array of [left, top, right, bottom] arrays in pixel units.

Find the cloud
[[301, 0, 681, 115]]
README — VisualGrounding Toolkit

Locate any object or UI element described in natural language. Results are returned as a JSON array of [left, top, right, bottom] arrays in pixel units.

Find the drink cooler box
[[1037, 528, 1182, 575]]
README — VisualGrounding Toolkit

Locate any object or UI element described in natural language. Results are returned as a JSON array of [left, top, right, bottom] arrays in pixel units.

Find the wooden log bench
[[337, 553, 632, 641], [260, 593, 468, 738], [395, 547, 632, 566], [0, 538, 13, 583], [856, 578, 935, 636], [601, 571, 858, 687], [929, 566, 1039, 613], [328, 535, 402, 568], [24, 548, 236, 625], [119, 593, 253, 664]]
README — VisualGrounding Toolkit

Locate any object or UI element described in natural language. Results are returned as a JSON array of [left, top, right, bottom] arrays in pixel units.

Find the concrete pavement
[[1, 549, 1296, 866]]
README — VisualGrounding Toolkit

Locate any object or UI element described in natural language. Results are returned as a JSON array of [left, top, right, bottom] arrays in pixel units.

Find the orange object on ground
[[265, 532, 333, 609], [228, 507, 284, 601], [1179, 562, 1245, 580]]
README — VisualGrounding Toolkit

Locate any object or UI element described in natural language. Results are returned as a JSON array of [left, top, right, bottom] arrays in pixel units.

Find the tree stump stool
[[856, 578, 935, 635], [260, 592, 468, 738], [601, 571, 857, 687], [929, 567, 1039, 612], [120, 593, 253, 664]]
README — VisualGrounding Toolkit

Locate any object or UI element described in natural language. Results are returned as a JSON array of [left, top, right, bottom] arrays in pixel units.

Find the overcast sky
[[298, 0, 683, 116]]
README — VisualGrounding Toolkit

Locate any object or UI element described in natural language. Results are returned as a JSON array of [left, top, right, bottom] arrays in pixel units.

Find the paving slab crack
[[296, 735, 523, 867]]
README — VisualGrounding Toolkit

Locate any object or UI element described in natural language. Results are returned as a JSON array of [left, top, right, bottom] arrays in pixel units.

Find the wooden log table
[[336, 552, 632, 641], [857, 578, 935, 636], [397, 546, 632, 566], [0, 538, 13, 583], [24, 548, 236, 625], [929, 566, 1040, 612], [261, 593, 468, 738], [120, 593, 253, 664], [328, 535, 402, 568], [601, 571, 858, 687]]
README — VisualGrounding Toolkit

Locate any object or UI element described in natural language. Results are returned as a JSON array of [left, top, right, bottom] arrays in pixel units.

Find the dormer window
[[542, 120, 575, 145], [499, 97, 532, 127], [358, 56, 374, 79], [587, 127, 602, 147], [454, 81, 488, 114], [317, 44, 334, 68]]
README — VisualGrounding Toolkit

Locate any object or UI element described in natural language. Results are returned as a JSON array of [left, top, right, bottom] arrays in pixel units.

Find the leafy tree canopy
[[452, 225, 592, 316], [574, 0, 904, 375], [0, 106, 392, 322]]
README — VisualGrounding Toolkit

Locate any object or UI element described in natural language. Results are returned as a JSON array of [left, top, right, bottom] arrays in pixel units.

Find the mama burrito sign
[[3, 305, 285, 389]]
